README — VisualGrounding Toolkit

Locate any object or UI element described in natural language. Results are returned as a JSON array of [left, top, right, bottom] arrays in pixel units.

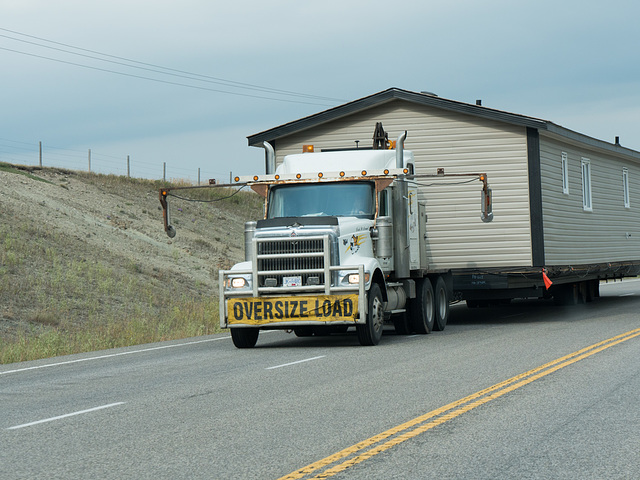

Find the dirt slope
[[0, 164, 262, 341]]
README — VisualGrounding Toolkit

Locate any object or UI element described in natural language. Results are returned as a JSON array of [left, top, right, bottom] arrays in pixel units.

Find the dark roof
[[247, 87, 640, 160]]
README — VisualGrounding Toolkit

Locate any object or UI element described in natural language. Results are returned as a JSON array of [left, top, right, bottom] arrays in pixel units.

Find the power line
[[0, 27, 346, 105]]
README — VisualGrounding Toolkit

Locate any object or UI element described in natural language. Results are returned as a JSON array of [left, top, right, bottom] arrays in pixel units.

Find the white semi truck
[[212, 130, 492, 348]]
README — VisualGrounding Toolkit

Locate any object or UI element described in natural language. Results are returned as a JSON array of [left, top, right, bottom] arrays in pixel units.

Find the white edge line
[[266, 355, 326, 370], [7, 402, 125, 430], [0, 336, 229, 376]]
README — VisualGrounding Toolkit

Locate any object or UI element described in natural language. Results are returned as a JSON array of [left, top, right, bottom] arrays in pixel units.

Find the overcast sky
[[1, 0, 639, 182]]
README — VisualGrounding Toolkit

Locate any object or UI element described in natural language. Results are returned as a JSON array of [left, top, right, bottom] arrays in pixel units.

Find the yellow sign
[[227, 294, 359, 325]]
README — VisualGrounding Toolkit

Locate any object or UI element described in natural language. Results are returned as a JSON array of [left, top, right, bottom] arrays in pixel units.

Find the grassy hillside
[[0, 163, 263, 363]]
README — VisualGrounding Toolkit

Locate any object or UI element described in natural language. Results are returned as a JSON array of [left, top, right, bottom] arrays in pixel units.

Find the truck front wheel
[[357, 283, 384, 346], [230, 328, 259, 348]]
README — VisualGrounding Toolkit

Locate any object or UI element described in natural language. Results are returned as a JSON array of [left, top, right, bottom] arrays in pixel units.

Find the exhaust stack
[[263, 141, 275, 174], [396, 131, 407, 168]]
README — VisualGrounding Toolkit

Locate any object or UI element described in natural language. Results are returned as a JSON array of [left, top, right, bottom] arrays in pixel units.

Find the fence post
[[88, 149, 91, 172], [127, 155, 130, 178]]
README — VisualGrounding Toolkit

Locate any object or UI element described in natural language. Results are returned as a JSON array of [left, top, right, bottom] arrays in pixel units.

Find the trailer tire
[[230, 328, 259, 348], [553, 283, 579, 306], [433, 276, 449, 331], [357, 283, 384, 346], [409, 277, 435, 334]]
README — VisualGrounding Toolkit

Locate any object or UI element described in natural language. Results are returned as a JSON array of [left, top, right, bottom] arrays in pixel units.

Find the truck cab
[[220, 145, 417, 348]]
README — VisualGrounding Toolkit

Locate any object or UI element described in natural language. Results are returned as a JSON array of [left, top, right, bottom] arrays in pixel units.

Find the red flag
[[542, 271, 553, 290]]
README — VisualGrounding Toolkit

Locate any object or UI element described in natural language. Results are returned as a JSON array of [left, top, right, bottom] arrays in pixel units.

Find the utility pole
[[127, 155, 130, 178], [39, 141, 42, 167], [88, 149, 91, 172], [163, 162, 166, 182]]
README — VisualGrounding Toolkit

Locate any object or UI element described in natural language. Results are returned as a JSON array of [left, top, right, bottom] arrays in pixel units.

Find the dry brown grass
[[0, 164, 263, 363]]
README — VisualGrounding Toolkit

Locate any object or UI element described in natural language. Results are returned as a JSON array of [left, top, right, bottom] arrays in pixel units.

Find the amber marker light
[[384, 169, 389, 175], [340, 171, 345, 177], [403, 168, 409, 174], [234, 176, 240, 182], [318, 172, 323, 178], [296, 173, 302, 179], [253, 175, 259, 181], [361, 170, 367, 176], [275, 174, 280, 180], [303, 145, 314, 153]]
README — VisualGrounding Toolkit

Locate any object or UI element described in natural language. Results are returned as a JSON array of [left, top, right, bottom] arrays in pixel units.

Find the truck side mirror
[[481, 187, 493, 222]]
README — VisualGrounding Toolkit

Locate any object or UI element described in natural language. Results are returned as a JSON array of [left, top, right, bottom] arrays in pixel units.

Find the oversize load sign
[[227, 295, 359, 325]]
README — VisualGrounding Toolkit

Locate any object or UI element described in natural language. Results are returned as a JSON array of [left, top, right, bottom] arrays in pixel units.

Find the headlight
[[226, 276, 251, 290]]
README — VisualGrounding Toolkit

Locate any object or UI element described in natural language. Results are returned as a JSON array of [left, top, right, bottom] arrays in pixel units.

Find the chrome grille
[[255, 236, 328, 290]]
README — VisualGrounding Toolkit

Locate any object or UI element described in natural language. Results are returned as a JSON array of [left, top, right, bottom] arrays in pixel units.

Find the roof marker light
[[234, 176, 240, 182], [318, 172, 323, 178], [296, 173, 302, 179], [303, 145, 314, 153], [384, 169, 389, 175], [361, 170, 367, 176], [275, 174, 280, 180], [340, 171, 345, 177], [403, 168, 409, 174], [253, 175, 259, 181]]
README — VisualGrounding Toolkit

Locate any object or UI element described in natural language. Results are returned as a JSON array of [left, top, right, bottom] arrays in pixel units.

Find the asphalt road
[[1, 280, 639, 479]]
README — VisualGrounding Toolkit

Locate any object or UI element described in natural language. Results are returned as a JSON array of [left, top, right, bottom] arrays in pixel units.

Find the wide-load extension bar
[[159, 169, 493, 237]]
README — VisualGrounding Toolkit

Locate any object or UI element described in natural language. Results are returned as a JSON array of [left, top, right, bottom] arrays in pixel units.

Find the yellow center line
[[279, 327, 640, 480]]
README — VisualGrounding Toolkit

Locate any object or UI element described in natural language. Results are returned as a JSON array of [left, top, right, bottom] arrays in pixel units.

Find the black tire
[[357, 283, 384, 346], [433, 276, 449, 331], [230, 328, 259, 348], [553, 283, 579, 306], [293, 327, 314, 337], [393, 312, 412, 335], [588, 279, 600, 300], [409, 277, 435, 334]]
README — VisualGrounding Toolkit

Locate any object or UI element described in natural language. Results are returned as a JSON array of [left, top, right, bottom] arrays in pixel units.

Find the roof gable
[[247, 88, 548, 147]]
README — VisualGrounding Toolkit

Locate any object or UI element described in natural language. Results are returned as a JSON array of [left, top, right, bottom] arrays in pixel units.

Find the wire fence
[[0, 137, 233, 185]]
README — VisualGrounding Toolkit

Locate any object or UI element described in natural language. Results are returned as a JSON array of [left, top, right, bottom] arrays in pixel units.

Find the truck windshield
[[267, 182, 375, 219]]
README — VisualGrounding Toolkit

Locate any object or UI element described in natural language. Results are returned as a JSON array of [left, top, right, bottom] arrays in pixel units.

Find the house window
[[581, 158, 592, 211], [561, 152, 569, 194], [623, 168, 630, 208]]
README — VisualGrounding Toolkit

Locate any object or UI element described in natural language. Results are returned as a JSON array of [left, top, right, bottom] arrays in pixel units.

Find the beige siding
[[274, 100, 533, 269], [540, 135, 640, 264]]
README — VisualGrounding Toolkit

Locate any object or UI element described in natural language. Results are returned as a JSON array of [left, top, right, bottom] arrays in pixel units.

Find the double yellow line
[[279, 327, 640, 480]]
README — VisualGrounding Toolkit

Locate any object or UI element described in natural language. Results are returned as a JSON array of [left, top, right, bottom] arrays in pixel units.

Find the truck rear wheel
[[433, 276, 449, 331], [230, 328, 259, 348], [357, 283, 384, 346], [409, 277, 435, 334]]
